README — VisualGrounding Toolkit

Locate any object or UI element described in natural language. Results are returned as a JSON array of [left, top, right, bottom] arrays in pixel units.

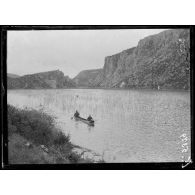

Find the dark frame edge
[[1, 25, 194, 170]]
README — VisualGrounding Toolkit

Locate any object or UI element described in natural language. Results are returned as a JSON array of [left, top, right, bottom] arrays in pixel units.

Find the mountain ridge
[[7, 70, 76, 89], [7, 73, 20, 78], [7, 29, 190, 90]]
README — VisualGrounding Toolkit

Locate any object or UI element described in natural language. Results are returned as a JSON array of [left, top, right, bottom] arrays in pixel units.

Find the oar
[[71, 116, 97, 122]]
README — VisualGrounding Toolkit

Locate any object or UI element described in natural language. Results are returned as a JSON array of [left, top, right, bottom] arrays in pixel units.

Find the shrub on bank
[[53, 131, 70, 146], [8, 105, 70, 147], [7, 105, 98, 164]]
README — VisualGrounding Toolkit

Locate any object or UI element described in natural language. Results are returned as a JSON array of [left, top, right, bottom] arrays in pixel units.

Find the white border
[[0, 171, 195, 195], [0, 0, 195, 24], [1, 1, 195, 195]]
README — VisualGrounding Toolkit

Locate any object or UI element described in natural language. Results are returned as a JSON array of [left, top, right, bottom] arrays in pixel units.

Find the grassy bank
[[8, 105, 94, 164]]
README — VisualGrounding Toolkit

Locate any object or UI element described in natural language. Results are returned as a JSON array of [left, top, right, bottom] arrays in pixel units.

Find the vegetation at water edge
[[8, 105, 94, 164]]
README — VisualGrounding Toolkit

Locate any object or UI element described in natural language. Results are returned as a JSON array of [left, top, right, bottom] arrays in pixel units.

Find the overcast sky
[[8, 29, 166, 78]]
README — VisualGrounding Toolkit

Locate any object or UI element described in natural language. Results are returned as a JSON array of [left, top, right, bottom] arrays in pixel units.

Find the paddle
[[71, 116, 97, 123]]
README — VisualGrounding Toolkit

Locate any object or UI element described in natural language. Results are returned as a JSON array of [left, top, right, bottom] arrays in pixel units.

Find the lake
[[7, 89, 191, 162]]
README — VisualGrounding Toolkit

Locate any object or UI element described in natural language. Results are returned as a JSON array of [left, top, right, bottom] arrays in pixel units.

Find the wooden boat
[[74, 116, 94, 126]]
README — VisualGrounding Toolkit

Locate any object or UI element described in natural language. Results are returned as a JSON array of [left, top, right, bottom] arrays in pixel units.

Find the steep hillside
[[73, 69, 102, 87], [92, 29, 190, 90], [7, 70, 76, 89]]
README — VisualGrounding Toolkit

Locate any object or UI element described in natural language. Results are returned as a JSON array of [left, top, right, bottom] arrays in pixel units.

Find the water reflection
[[87, 125, 94, 132]]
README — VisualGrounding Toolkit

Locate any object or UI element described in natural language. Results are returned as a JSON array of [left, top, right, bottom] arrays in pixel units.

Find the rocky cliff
[[73, 69, 102, 87], [7, 70, 75, 89], [92, 29, 190, 90], [8, 29, 190, 90]]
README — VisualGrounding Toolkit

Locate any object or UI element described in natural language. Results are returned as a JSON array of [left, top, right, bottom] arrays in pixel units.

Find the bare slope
[[73, 69, 102, 87]]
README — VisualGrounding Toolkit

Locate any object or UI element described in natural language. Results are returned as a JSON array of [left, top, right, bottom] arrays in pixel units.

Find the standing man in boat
[[87, 114, 93, 122], [74, 110, 80, 117]]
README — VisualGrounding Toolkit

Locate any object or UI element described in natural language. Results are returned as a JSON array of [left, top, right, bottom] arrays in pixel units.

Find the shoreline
[[7, 104, 104, 164], [7, 87, 190, 93]]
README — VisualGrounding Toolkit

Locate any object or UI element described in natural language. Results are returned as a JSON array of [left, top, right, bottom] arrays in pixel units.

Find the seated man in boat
[[74, 110, 80, 117], [87, 115, 93, 122]]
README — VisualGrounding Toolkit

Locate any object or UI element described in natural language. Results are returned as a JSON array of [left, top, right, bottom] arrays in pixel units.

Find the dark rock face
[[92, 29, 190, 90], [73, 69, 102, 87], [7, 70, 75, 89]]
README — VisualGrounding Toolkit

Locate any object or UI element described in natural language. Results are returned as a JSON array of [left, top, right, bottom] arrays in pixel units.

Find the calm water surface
[[7, 89, 191, 162]]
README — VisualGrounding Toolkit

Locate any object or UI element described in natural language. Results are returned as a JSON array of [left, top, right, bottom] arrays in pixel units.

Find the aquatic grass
[[8, 89, 140, 128]]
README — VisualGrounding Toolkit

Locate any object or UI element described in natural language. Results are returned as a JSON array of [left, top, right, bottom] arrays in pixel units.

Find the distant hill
[[7, 70, 76, 89], [7, 73, 20, 78], [89, 29, 190, 90], [73, 69, 102, 87]]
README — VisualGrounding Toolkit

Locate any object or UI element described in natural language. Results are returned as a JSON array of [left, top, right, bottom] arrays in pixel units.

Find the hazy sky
[[8, 29, 166, 78]]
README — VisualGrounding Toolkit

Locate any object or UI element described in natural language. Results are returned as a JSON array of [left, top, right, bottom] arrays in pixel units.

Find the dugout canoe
[[74, 116, 94, 126]]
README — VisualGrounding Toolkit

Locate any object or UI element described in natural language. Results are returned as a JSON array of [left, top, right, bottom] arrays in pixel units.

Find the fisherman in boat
[[87, 115, 93, 122], [74, 110, 80, 117]]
